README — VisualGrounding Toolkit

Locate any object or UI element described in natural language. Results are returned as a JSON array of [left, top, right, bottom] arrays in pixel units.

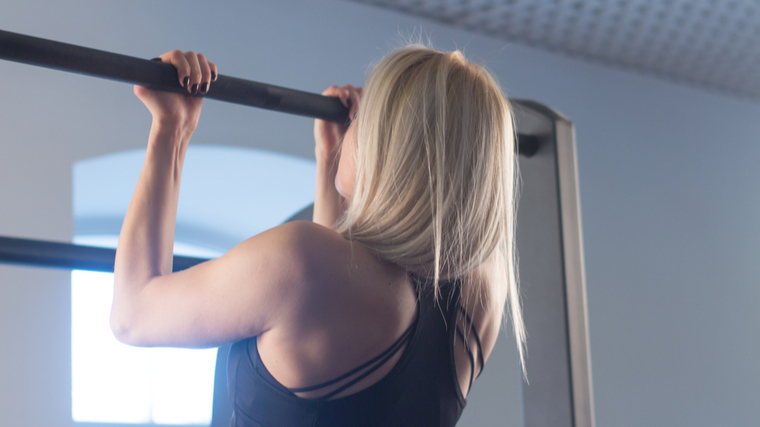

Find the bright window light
[[72, 146, 317, 425], [71, 237, 222, 425]]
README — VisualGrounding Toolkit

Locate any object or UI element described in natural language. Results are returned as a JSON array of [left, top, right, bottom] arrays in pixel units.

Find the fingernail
[[211, 71, 217, 81], [346, 98, 352, 108], [183, 77, 190, 88], [191, 83, 199, 95], [150, 57, 162, 62], [200, 82, 209, 94]]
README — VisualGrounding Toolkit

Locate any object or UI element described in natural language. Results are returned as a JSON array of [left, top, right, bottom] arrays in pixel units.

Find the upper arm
[[460, 252, 506, 363], [111, 221, 318, 348]]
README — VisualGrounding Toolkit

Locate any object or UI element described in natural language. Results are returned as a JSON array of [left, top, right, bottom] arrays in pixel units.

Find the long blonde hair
[[333, 45, 526, 372]]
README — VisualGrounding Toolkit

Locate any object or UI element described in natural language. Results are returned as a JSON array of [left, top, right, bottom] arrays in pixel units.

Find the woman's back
[[223, 223, 500, 426], [227, 222, 502, 426]]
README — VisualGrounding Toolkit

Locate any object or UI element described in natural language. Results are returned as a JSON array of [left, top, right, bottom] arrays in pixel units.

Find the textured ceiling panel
[[347, 0, 760, 100]]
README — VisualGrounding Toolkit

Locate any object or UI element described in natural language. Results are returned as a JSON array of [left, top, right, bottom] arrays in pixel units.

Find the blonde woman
[[112, 44, 525, 426]]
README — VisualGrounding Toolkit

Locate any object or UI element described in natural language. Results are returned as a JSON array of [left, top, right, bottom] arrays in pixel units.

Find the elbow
[[110, 308, 134, 345], [111, 276, 152, 346], [110, 304, 145, 346]]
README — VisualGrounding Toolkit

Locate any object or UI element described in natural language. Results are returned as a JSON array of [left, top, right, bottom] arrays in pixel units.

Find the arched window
[[71, 146, 316, 425], [71, 239, 221, 425]]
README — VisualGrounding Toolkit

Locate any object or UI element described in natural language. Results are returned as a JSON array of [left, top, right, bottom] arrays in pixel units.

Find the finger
[[340, 85, 361, 123], [341, 84, 354, 103], [165, 50, 191, 89], [197, 53, 212, 94], [184, 51, 202, 95], [338, 88, 353, 126], [320, 85, 352, 125], [323, 85, 349, 108], [322, 85, 351, 112], [346, 86, 361, 119], [339, 85, 353, 109], [209, 60, 218, 82], [317, 86, 340, 127], [321, 85, 341, 97]]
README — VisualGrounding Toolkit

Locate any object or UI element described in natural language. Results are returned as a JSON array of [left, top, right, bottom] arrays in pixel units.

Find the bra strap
[[455, 325, 476, 393], [287, 319, 416, 396], [316, 329, 413, 400], [458, 305, 485, 378]]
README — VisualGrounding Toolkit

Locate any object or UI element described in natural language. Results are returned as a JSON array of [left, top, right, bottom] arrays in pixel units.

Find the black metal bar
[[0, 29, 537, 155], [0, 29, 349, 123], [0, 236, 208, 273]]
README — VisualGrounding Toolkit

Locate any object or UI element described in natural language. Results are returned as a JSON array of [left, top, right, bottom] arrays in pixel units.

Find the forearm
[[114, 120, 191, 290], [313, 150, 345, 228]]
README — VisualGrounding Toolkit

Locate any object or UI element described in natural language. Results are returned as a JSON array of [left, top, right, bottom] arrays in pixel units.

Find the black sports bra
[[226, 275, 484, 427]]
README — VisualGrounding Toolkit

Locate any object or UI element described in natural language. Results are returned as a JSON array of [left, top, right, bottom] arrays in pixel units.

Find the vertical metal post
[[513, 100, 595, 427]]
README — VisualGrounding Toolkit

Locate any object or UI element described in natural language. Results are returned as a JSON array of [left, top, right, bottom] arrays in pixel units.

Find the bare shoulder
[[271, 219, 394, 282], [263, 220, 355, 287], [271, 220, 351, 259], [234, 220, 347, 278], [268, 221, 413, 326]]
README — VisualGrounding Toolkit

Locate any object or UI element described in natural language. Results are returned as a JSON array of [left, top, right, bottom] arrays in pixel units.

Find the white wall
[[1, 1, 759, 426]]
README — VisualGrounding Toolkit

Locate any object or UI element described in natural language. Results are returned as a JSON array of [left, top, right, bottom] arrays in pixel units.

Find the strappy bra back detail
[[226, 275, 485, 427], [279, 281, 484, 401], [285, 312, 417, 400]]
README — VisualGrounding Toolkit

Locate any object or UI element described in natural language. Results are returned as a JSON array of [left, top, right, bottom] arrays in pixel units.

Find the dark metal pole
[[0, 29, 350, 123], [0, 29, 540, 155], [0, 236, 208, 273]]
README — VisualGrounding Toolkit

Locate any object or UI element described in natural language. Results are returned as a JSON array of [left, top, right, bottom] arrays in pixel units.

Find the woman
[[112, 44, 525, 426]]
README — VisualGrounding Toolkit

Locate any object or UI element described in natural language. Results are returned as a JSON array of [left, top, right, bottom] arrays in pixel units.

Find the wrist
[[317, 151, 341, 173], [150, 117, 194, 144], [316, 143, 341, 161], [316, 154, 339, 179]]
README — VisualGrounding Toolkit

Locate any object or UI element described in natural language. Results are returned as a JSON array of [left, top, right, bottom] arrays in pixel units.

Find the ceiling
[[347, 0, 760, 101]]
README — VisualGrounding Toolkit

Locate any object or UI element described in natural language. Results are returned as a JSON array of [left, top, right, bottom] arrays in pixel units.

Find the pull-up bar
[[0, 29, 539, 156], [0, 29, 349, 123]]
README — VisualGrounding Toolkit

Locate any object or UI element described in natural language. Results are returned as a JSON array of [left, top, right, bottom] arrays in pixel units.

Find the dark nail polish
[[191, 83, 199, 94], [211, 71, 217, 81], [200, 82, 209, 93], [183, 77, 190, 88], [150, 57, 162, 62], [346, 98, 352, 108]]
